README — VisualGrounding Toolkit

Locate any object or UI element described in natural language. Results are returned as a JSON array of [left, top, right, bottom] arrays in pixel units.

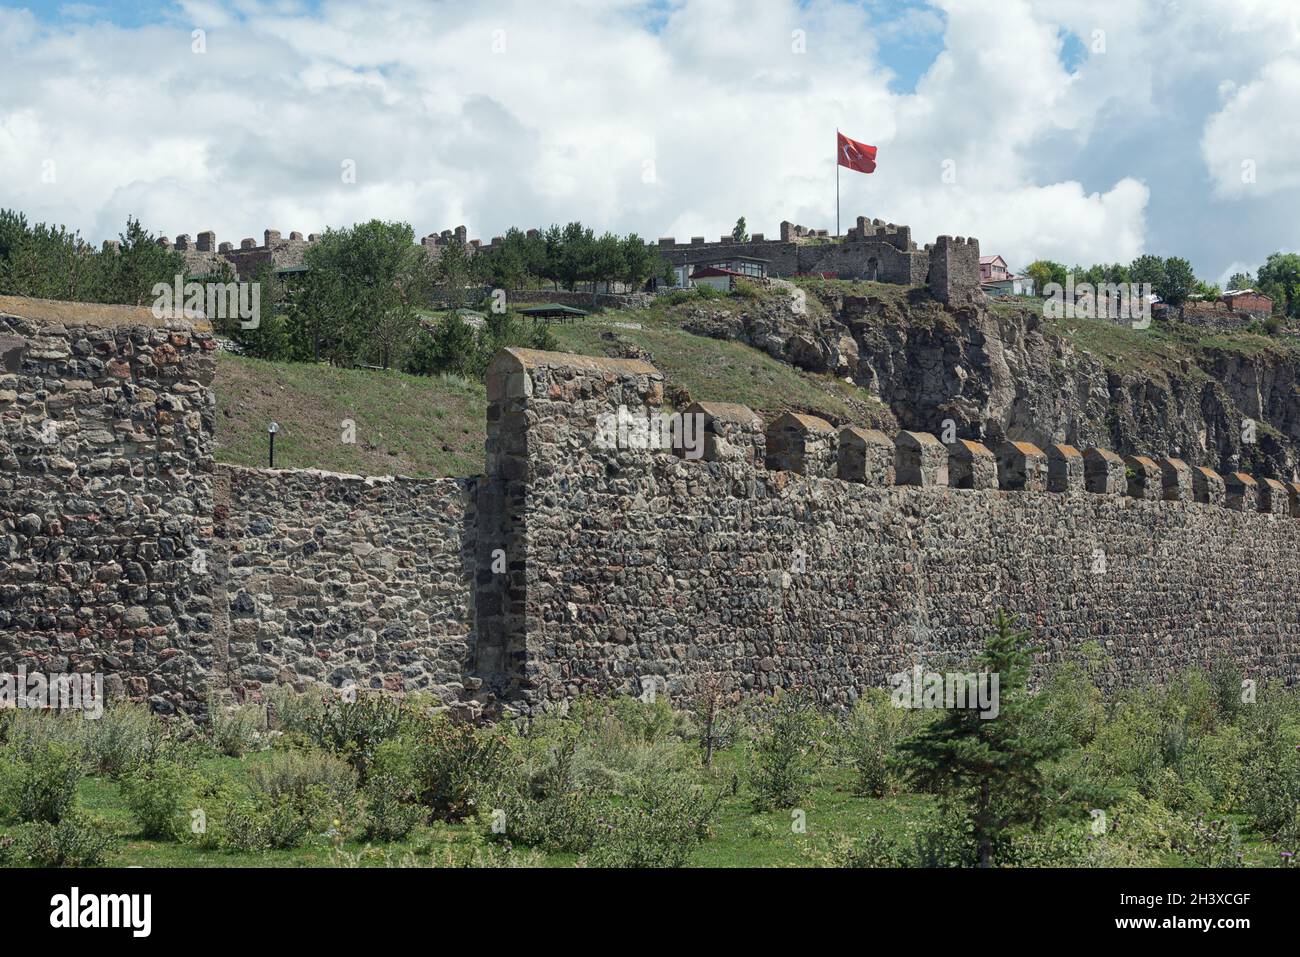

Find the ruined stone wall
[[926, 235, 982, 305], [482, 349, 1300, 711], [0, 311, 218, 713], [652, 229, 929, 284], [212, 466, 477, 705]]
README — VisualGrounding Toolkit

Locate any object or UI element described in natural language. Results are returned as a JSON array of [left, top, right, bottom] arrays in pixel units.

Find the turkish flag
[[837, 132, 877, 173]]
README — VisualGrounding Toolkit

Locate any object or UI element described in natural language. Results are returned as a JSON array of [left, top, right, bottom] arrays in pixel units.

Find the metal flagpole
[[836, 128, 840, 237]]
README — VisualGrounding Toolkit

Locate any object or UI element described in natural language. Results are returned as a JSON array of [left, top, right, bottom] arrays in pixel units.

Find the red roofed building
[[979, 254, 1009, 282]]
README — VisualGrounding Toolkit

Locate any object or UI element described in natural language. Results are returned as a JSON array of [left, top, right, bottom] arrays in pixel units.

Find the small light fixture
[[267, 421, 279, 468]]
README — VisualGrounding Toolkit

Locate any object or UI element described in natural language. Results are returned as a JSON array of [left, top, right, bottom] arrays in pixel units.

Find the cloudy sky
[[1, 0, 1297, 281]]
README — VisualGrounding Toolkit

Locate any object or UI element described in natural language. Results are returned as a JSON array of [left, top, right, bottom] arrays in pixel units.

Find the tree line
[[1024, 252, 1300, 317], [0, 210, 682, 377], [0, 210, 183, 306]]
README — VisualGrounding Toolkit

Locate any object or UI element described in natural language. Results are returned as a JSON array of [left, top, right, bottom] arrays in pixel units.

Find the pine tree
[[895, 610, 1068, 867]]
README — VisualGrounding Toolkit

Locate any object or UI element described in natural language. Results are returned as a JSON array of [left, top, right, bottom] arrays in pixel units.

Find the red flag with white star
[[837, 131, 877, 173]]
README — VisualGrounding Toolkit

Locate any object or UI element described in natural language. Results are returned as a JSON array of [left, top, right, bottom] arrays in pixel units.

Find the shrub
[[1023, 658, 1105, 748], [1174, 814, 1244, 868], [247, 749, 358, 822], [220, 799, 313, 852], [83, 701, 166, 777], [1, 741, 82, 823], [15, 812, 116, 867], [692, 682, 739, 767], [207, 751, 358, 853], [308, 694, 407, 780], [840, 688, 924, 797], [494, 787, 606, 854], [121, 759, 196, 840], [0, 709, 86, 763], [485, 735, 603, 854], [1240, 747, 1300, 839], [1004, 822, 1095, 867], [403, 715, 505, 822], [744, 693, 826, 810], [361, 741, 425, 842], [565, 697, 695, 791], [264, 686, 328, 736], [835, 830, 909, 868], [585, 776, 720, 868], [904, 806, 980, 868], [207, 697, 266, 758]]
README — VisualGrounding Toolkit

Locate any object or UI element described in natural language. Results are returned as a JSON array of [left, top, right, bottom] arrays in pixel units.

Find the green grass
[[24, 744, 1286, 868], [59, 747, 921, 868], [546, 287, 890, 427], [214, 354, 484, 477]]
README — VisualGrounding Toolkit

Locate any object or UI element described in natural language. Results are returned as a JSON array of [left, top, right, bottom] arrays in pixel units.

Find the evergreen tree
[[896, 611, 1069, 867], [732, 216, 748, 243]]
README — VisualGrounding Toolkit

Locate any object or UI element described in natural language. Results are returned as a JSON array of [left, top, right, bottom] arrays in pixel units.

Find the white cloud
[[0, 0, 1295, 277], [1202, 56, 1300, 197]]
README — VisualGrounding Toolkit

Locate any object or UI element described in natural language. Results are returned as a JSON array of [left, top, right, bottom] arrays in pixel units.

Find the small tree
[[1157, 256, 1197, 306], [895, 611, 1068, 867], [732, 216, 748, 244], [1129, 254, 1165, 292], [1025, 259, 1066, 292], [1257, 252, 1300, 317]]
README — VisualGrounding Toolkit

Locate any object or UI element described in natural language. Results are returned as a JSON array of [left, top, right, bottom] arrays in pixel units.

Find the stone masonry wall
[[0, 311, 218, 713], [213, 466, 477, 705], [483, 349, 1300, 711], [5, 311, 1299, 717]]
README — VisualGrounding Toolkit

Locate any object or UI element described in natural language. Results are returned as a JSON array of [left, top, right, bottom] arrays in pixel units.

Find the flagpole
[[835, 128, 840, 238]]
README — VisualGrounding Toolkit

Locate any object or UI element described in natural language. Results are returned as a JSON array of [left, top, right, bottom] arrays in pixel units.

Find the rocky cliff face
[[679, 284, 1300, 478]]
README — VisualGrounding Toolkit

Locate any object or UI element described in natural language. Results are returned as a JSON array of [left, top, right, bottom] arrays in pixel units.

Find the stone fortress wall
[[130, 214, 986, 306], [475, 349, 1300, 709], [3, 305, 1297, 714]]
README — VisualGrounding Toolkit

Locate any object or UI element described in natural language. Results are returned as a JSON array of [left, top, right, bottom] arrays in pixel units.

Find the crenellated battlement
[[649, 216, 979, 301], [478, 348, 1300, 707], [143, 225, 486, 278], [6, 326, 1296, 717]]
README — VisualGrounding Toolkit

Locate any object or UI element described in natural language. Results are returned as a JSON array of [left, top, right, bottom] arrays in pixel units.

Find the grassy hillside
[[213, 286, 891, 477], [213, 282, 1299, 479], [214, 356, 484, 476], [546, 299, 888, 426]]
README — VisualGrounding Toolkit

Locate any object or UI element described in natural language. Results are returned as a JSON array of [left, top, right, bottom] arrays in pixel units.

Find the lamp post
[[267, 421, 279, 468]]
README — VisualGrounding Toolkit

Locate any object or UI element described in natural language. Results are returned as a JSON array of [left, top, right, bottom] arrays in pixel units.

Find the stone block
[[766, 412, 837, 477], [684, 401, 765, 467], [1124, 454, 1162, 500], [1047, 443, 1084, 494], [997, 441, 1047, 491], [1159, 457, 1193, 502], [1286, 482, 1300, 518], [1258, 477, 1289, 515], [894, 431, 948, 487], [1223, 471, 1257, 511], [1083, 447, 1125, 495], [837, 426, 895, 485], [1192, 466, 1225, 506], [946, 439, 997, 490]]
